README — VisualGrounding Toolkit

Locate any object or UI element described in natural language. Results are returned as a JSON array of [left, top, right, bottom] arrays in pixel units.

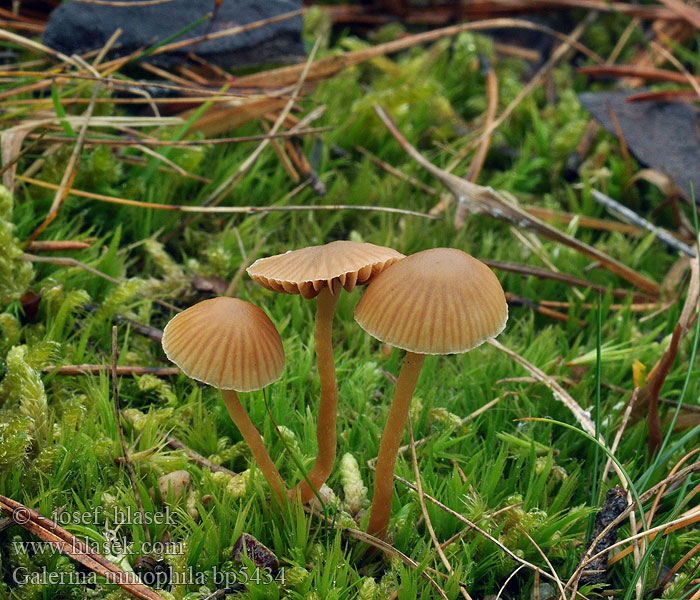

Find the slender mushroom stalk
[[355, 248, 508, 539], [366, 351, 425, 538], [294, 284, 340, 502], [247, 241, 404, 503], [220, 389, 286, 502]]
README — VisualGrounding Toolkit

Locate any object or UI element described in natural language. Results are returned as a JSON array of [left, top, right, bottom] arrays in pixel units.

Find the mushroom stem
[[366, 351, 426, 538], [220, 389, 287, 503], [293, 285, 341, 503]]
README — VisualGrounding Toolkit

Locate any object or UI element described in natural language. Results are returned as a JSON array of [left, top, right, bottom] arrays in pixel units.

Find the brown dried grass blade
[[657, 0, 700, 29], [27, 127, 332, 147], [540, 300, 669, 313], [670, 409, 700, 431], [505, 292, 585, 326], [16, 174, 436, 219], [629, 170, 689, 205], [648, 449, 700, 528], [356, 145, 438, 196], [606, 503, 700, 566], [626, 89, 698, 103], [186, 97, 288, 136], [608, 106, 633, 176], [231, 18, 600, 89], [324, 1, 679, 23], [631, 251, 699, 431], [522, 205, 642, 235], [465, 68, 498, 184], [659, 539, 700, 591], [517, 525, 566, 599], [454, 68, 498, 228], [374, 104, 660, 296], [642, 324, 682, 455], [45, 365, 179, 376], [578, 65, 700, 85], [483, 259, 652, 301], [26, 240, 91, 252]]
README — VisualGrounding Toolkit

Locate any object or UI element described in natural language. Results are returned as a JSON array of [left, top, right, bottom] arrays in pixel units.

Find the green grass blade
[[51, 83, 75, 136]]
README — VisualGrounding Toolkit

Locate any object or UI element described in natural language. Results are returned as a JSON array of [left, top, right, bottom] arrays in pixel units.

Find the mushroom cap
[[161, 297, 285, 392], [246, 240, 404, 300], [354, 248, 507, 355]]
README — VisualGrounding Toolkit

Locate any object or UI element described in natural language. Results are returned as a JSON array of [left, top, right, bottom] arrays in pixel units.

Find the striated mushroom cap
[[246, 240, 404, 299], [354, 248, 507, 355], [162, 297, 285, 392]]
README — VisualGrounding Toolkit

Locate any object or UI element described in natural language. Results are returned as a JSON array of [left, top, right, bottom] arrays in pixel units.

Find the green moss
[[0, 186, 33, 306], [1, 10, 699, 599], [0, 346, 50, 453], [0, 416, 32, 471]]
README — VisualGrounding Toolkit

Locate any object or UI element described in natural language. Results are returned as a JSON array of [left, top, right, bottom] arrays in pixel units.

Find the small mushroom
[[354, 248, 507, 538], [247, 240, 403, 502], [161, 297, 287, 502]]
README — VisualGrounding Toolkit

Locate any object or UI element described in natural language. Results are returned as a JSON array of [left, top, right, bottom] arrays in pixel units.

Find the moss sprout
[[0, 416, 32, 472], [0, 346, 50, 453], [339, 452, 368, 516], [212, 469, 251, 500], [0, 186, 33, 306], [136, 373, 177, 406], [358, 577, 378, 600]]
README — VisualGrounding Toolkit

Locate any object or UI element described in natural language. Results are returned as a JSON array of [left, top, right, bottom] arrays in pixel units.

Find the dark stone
[[232, 533, 279, 576], [579, 89, 700, 203], [42, 0, 304, 69], [577, 486, 628, 586]]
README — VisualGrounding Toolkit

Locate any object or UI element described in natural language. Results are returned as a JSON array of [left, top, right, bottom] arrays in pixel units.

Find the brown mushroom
[[247, 240, 404, 502], [354, 248, 508, 538], [161, 297, 287, 502]]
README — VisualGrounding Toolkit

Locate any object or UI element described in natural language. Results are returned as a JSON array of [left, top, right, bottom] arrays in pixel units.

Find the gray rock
[[579, 89, 700, 203], [43, 0, 304, 69]]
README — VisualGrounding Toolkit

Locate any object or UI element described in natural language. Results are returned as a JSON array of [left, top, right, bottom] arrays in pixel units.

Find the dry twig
[[46, 365, 178, 376], [374, 104, 660, 296], [16, 175, 436, 219], [0, 495, 167, 600]]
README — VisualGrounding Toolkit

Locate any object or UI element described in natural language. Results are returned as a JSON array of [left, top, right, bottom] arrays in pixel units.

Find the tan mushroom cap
[[246, 240, 404, 299], [354, 248, 508, 355], [162, 297, 285, 392]]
